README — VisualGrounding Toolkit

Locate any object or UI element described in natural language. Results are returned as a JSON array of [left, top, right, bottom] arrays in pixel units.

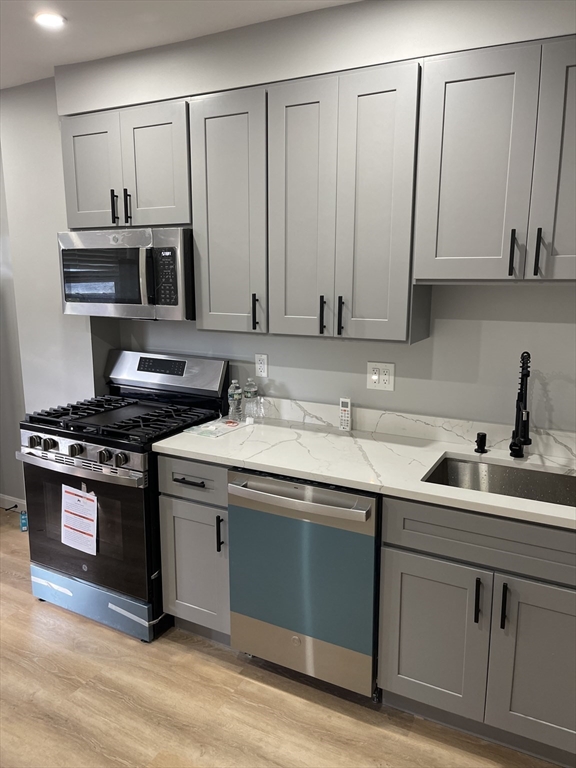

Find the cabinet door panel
[[61, 112, 123, 228], [335, 62, 419, 340], [190, 89, 267, 332], [160, 497, 230, 634], [485, 575, 576, 753], [414, 45, 541, 280], [268, 77, 338, 336], [379, 548, 492, 721], [527, 39, 576, 280], [120, 101, 190, 226]]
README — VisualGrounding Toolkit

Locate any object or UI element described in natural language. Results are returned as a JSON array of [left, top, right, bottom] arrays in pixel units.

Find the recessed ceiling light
[[34, 12, 66, 29]]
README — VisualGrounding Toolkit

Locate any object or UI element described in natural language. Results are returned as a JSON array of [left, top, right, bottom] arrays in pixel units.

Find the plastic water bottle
[[227, 380, 243, 421], [243, 378, 259, 421]]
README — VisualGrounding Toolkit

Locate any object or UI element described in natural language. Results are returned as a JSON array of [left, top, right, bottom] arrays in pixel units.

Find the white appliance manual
[[61, 484, 97, 556]]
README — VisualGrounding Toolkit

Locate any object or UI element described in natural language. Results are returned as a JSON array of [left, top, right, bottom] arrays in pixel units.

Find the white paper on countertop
[[184, 417, 248, 438], [61, 484, 97, 556]]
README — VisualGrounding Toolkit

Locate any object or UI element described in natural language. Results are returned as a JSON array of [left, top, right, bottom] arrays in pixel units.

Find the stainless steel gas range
[[16, 350, 229, 641]]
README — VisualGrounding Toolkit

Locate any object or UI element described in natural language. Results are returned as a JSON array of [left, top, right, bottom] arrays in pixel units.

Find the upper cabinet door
[[189, 88, 267, 332], [527, 39, 576, 280], [335, 62, 419, 340], [268, 77, 338, 336], [61, 111, 123, 229], [120, 101, 190, 227], [414, 45, 541, 280]]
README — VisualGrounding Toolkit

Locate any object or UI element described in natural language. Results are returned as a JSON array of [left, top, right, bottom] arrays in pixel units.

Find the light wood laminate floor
[[0, 508, 552, 768]]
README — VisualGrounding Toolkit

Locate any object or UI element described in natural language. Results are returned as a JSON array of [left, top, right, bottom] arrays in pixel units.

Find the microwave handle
[[146, 249, 156, 305], [138, 248, 155, 306]]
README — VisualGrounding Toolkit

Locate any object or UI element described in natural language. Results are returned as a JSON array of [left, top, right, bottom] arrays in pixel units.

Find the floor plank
[[0, 508, 555, 768]]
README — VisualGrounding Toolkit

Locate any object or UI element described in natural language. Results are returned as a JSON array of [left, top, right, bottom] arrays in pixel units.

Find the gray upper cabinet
[[485, 574, 576, 753], [61, 101, 190, 229], [414, 45, 541, 280], [379, 548, 493, 722], [119, 101, 190, 227], [61, 111, 123, 229], [526, 39, 576, 280], [190, 88, 267, 332], [268, 77, 338, 336], [335, 62, 419, 340]]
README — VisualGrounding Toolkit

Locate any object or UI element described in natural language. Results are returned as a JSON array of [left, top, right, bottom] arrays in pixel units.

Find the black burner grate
[[26, 396, 138, 428]]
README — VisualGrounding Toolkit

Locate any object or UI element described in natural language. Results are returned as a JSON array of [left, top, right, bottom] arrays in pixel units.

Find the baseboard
[[0, 493, 25, 511]]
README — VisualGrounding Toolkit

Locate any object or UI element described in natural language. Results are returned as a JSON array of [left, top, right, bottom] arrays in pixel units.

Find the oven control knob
[[68, 443, 84, 458], [28, 435, 42, 449], [114, 452, 129, 468], [41, 437, 58, 451], [98, 449, 113, 463]]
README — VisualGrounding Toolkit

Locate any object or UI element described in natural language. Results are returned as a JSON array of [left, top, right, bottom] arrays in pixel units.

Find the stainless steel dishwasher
[[228, 471, 379, 698]]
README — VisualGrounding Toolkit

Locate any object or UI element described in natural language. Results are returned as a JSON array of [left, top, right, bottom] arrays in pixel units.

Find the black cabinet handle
[[533, 227, 543, 277], [500, 582, 508, 629], [251, 293, 259, 331], [216, 515, 224, 553], [337, 296, 344, 336], [110, 189, 119, 224], [123, 188, 132, 224], [319, 295, 326, 335], [474, 577, 481, 623], [173, 477, 206, 489], [508, 229, 516, 276]]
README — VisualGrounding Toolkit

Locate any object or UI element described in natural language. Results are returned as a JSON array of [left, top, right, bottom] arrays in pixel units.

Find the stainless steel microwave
[[58, 228, 194, 320]]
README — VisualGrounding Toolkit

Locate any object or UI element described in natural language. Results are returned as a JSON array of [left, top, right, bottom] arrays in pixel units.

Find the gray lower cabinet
[[379, 548, 493, 721], [414, 44, 541, 280], [159, 495, 230, 634], [189, 88, 267, 332], [485, 574, 576, 753], [61, 101, 190, 229], [526, 38, 576, 280]]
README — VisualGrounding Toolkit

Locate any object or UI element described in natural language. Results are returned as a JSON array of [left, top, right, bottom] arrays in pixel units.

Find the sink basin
[[424, 457, 576, 507]]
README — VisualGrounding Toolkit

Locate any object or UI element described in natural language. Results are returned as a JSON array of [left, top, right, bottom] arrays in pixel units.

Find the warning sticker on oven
[[61, 484, 97, 556]]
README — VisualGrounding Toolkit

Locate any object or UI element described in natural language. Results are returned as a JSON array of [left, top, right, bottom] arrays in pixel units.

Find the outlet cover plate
[[367, 362, 395, 391], [255, 353, 268, 378]]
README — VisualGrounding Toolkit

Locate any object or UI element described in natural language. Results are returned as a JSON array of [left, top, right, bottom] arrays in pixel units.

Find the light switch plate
[[255, 353, 268, 378], [367, 362, 395, 391]]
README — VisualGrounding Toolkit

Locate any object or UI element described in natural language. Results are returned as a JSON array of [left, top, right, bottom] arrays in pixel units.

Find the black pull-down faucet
[[509, 351, 532, 459]]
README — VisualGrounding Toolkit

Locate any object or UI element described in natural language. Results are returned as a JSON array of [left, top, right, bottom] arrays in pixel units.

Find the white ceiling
[[0, 0, 361, 90]]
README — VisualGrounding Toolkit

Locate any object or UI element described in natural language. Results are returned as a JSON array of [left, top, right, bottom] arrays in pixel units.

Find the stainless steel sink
[[424, 457, 576, 507]]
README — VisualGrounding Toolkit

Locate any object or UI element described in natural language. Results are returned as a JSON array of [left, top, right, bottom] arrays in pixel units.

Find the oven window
[[62, 248, 141, 304]]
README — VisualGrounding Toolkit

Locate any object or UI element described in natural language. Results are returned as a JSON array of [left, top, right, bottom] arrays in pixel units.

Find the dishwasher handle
[[228, 481, 371, 522]]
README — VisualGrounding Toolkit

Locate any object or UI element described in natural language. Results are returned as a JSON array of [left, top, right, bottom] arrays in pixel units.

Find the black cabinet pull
[[251, 293, 259, 331], [110, 189, 119, 224], [319, 295, 326, 335], [533, 227, 543, 276], [508, 229, 516, 276], [216, 515, 224, 553], [474, 577, 481, 623], [337, 296, 344, 336], [123, 188, 132, 224], [500, 582, 508, 629], [173, 477, 206, 488]]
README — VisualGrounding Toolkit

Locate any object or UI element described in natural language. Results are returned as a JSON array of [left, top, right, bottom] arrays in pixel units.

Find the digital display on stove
[[137, 357, 186, 376]]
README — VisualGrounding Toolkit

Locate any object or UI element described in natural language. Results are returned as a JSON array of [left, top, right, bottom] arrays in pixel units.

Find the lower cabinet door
[[160, 496, 230, 634], [485, 574, 576, 753], [379, 548, 493, 721]]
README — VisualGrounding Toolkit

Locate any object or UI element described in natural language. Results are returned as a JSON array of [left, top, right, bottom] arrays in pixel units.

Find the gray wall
[[0, 154, 25, 503], [118, 283, 576, 432], [55, 0, 576, 115]]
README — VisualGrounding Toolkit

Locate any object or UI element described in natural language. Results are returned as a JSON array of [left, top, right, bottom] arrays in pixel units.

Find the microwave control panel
[[154, 248, 179, 306]]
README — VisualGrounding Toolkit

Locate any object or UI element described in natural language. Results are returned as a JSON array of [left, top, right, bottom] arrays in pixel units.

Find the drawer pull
[[500, 582, 508, 629], [216, 515, 224, 553], [173, 477, 206, 489], [474, 577, 481, 624]]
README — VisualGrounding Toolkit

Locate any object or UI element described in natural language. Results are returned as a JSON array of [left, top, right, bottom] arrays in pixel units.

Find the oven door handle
[[16, 452, 145, 488]]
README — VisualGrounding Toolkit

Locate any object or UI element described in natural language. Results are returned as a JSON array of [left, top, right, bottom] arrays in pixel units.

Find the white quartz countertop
[[153, 414, 576, 530]]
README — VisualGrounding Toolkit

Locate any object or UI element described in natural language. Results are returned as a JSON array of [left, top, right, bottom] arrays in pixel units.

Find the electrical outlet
[[367, 362, 395, 391], [255, 353, 268, 378]]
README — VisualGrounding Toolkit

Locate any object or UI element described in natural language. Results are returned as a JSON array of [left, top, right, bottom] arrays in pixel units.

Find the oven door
[[20, 454, 152, 601], [58, 229, 155, 319]]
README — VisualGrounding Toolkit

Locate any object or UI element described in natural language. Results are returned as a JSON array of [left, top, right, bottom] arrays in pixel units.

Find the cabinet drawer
[[158, 456, 228, 507], [382, 497, 576, 587]]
